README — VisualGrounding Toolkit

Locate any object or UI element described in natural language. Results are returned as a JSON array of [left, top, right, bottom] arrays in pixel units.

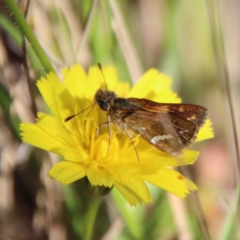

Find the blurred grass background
[[0, 0, 239, 239]]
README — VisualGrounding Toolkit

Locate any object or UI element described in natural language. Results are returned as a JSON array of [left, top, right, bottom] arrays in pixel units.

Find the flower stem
[[83, 197, 102, 240], [4, 0, 55, 75]]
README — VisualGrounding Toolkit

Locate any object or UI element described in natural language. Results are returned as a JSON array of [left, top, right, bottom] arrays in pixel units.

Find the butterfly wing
[[119, 98, 208, 156]]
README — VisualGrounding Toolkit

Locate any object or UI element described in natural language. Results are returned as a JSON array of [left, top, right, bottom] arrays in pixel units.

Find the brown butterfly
[[65, 65, 208, 158]]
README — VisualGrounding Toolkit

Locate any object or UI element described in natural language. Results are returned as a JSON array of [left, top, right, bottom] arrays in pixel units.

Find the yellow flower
[[20, 64, 213, 206]]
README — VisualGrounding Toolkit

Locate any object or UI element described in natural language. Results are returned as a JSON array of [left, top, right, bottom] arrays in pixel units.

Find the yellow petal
[[87, 66, 106, 95], [196, 119, 214, 142], [111, 163, 132, 179], [114, 182, 143, 206], [36, 112, 72, 145], [140, 168, 197, 198], [62, 64, 88, 100], [86, 66, 130, 98], [137, 149, 199, 168], [115, 176, 152, 206], [48, 161, 87, 184], [87, 163, 114, 188], [20, 122, 66, 154], [37, 73, 77, 120], [59, 147, 89, 162], [128, 69, 181, 103]]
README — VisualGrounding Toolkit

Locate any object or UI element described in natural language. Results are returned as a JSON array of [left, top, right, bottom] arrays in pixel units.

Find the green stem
[[4, 0, 55, 75], [83, 197, 102, 240]]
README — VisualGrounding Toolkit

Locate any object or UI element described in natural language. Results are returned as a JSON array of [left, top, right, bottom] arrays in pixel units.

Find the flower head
[[20, 64, 213, 206]]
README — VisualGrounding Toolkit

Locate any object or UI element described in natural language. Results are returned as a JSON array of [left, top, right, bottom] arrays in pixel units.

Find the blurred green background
[[0, 0, 239, 239]]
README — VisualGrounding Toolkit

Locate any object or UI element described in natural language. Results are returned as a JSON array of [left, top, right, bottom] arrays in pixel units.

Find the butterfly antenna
[[64, 102, 96, 122], [98, 63, 108, 90]]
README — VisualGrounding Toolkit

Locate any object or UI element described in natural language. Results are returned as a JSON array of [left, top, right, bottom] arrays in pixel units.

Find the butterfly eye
[[99, 100, 109, 111]]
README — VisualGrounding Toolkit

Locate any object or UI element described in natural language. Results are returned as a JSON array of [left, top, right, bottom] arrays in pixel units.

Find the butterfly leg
[[122, 127, 140, 162], [95, 115, 112, 136], [95, 122, 108, 136], [106, 114, 112, 155]]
